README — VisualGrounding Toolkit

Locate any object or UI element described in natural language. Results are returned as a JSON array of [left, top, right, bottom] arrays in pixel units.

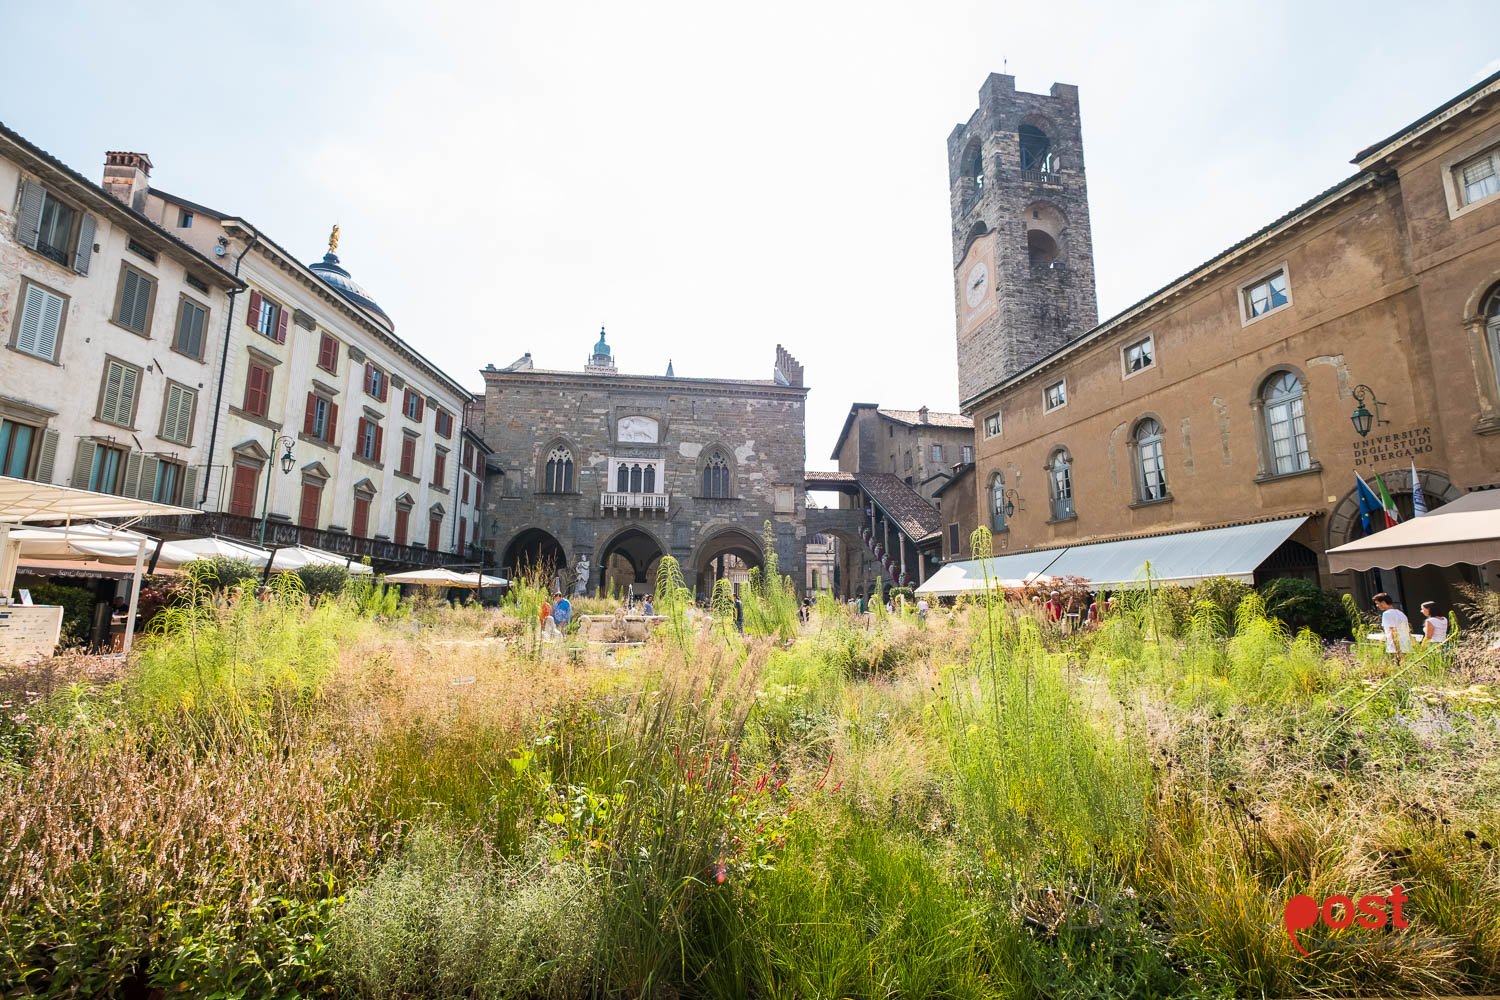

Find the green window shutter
[[73, 213, 95, 275], [122, 451, 143, 498], [137, 456, 159, 500], [119, 270, 150, 334], [176, 300, 206, 357], [181, 465, 198, 508], [15, 286, 43, 356], [100, 362, 124, 424], [15, 180, 43, 249], [71, 440, 96, 489], [118, 365, 140, 425], [164, 385, 194, 444], [34, 428, 58, 483], [35, 289, 63, 360]]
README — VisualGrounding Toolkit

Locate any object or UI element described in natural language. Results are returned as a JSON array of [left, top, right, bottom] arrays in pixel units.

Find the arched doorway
[[695, 527, 765, 600], [502, 528, 567, 589], [597, 527, 665, 598], [1326, 469, 1476, 619]]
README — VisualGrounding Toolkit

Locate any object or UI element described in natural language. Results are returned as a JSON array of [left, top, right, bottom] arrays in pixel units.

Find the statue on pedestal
[[574, 555, 590, 596]]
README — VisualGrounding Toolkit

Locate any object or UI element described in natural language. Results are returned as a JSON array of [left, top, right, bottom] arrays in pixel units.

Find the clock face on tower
[[964, 261, 989, 309]]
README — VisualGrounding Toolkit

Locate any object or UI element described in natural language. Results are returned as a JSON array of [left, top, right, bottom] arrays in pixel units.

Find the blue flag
[[1354, 473, 1382, 533]]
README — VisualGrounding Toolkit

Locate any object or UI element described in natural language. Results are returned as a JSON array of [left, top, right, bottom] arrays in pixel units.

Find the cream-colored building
[[1, 132, 241, 505], [135, 172, 480, 564]]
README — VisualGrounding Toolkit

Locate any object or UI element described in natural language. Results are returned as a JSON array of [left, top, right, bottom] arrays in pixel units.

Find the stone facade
[[478, 337, 808, 597], [830, 404, 974, 502], [949, 75, 1099, 404], [963, 70, 1500, 615]]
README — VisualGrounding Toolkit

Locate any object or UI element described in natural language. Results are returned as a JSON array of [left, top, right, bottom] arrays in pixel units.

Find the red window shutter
[[401, 436, 415, 475], [379, 377, 387, 403], [244, 365, 269, 416], [229, 464, 258, 517], [275, 308, 289, 344], [374, 424, 384, 461], [416, 397, 424, 420], [461, 473, 469, 504], [394, 508, 408, 546], [364, 363, 374, 394], [433, 452, 445, 486], [352, 496, 370, 538], [428, 514, 441, 551], [326, 402, 338, 442], [246, 290, 262, 329], [472, 517, 479, 544], [303, 392, 317, 435], [459, 517, 467, 546], [299, 482, 321, 528], [318, 335, 335, 371]]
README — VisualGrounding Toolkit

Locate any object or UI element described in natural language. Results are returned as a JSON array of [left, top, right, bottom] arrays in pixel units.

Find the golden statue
[[328, 223, 340, 255]]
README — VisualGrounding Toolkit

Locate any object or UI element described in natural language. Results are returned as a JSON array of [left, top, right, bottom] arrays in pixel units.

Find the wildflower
[[10, 714, 26, 724]]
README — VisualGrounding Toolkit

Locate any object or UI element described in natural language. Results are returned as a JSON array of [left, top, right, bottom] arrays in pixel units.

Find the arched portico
[[596, 525, 666, 597]]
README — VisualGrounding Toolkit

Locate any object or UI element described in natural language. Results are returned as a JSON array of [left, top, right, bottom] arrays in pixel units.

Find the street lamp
[[1003, 488, 1021, 519], [1350, 384, 1388, 438], [259, 433, 296, 546]]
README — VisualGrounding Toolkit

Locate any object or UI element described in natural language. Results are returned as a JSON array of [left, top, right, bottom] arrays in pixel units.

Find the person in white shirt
[[1374, 592, 1411, 662], [1418, 600, 1448, 645]]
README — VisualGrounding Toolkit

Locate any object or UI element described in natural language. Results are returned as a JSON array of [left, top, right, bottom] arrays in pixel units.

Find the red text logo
[[1283, 885, 1408, 955]]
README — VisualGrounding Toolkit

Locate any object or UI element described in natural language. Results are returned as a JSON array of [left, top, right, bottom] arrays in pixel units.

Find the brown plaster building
[[829, 403, 974, 502], [955, 70, 1500, 613]]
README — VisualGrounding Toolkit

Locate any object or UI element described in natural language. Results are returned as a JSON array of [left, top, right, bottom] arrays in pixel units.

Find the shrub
[[23, 582, 96, 645], [1260, 576, 1351, 640], [186, 556, 263, 594], [1190, 577, 1254, 621], [295, 563, 350, 602]]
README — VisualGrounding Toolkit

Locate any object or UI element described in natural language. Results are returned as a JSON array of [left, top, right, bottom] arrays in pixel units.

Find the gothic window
[[616, 464, 629, 492], [1047, 448, 1074, 520], [1133, 418, 1168, 501], [1019, 124, 1051, 173], [643, 464, 655, 493], [630, 463, 642, 493], [989, 472, 1007, 532], [702, 451, 730, 498], [544, 447, 574, 493], [1261, 373, 1310, 475]]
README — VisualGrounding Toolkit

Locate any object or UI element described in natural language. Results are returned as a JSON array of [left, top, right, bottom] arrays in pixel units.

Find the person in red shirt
[[1045, 590, 1065, 623]]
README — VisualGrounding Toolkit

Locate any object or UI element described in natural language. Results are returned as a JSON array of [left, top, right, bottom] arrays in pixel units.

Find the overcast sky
[[4, 1, 1495, 468]]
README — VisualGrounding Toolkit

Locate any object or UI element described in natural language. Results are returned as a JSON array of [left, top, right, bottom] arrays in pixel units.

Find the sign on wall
[[1351, 426, 1434, 468]]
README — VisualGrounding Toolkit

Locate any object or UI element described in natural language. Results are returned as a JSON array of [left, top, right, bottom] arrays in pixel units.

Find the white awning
[[384, 568, 507, 588], [0, 476, 199, 523], [268, 546, 374, 575], [1037, 516, 1309, 588], [916, 516, 1309, 597], [1327, 490, 1500, 572], [915, 548, 1067, 597], [168, 536, 273, 567]]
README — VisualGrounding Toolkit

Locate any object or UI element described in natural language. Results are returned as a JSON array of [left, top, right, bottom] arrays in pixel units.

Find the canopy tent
[[384, 567, 507, 588], [167, 536, 273, 567], [916, 516, 1309, 598], [9, 523, 200, 569], [1326, 489, 1500, 573], [268, 545, 374, 575], [914, 548, 1066, 598], [0, 477, 201, 656]]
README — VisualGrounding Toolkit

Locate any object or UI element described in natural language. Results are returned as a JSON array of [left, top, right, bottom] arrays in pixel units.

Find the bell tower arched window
[[544, 447, 574, 493], [703, 452, 730, 498], [1019, 124, 1052, 173]]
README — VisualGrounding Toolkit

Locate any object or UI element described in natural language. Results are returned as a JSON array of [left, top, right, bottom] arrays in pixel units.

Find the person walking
[[916, 596, 930, 625], [1374, 592, 1411, 662], [643, 595, 655, 616], [1045, 591, 1064, 624], [733, 595, 744, 633], [552, 590, 571, 633], [1419, 600, 1448, 645]]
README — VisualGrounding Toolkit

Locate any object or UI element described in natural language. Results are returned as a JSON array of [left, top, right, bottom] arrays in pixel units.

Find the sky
[[4, 0, 1496, 469]]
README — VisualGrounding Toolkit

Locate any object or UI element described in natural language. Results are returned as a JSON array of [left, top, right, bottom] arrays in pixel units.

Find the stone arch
[[695, 523, 766, 596], [1325, 468, 1462, 552], [1017, 118, 1055, 172], [501, 524, 569, 585], [1461, 273, 1500, 321], [806, 525, 863, 597], [536, 437, 577, 494], [595, 524, 667, 595], [1023, 200, 1067, 267], [959, 220, 990, 257], [696, 443, 736, 499]]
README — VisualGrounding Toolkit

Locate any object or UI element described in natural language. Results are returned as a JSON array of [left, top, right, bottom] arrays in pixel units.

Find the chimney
[[918, 406, 930, 423], [102, 151, 153, 213]]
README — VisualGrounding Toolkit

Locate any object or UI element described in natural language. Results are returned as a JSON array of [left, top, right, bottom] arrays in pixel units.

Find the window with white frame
[[1261, 372, 1310, 475], [1456, 147, 1500, 207], [1043, 379, 1067, 412], [1123, 335, 1154, 376], [983, 412, 1002, 438], [1047, 448, 1074, 519], [610, 458, 663, 494], [989, 472, 1007, 532], [961, 444, 973, 464], [1244, 268, 1290, 320], [930, 443, 942, 463], [1133, 418, 1168, 501]]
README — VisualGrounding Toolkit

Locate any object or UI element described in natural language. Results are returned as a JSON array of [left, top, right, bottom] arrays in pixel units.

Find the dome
[[593, 326, 611, 357], [309, 250, 394, 331]]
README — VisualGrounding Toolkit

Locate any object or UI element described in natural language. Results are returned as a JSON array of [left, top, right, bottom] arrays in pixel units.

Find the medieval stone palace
[[471, 332, 809, 597]]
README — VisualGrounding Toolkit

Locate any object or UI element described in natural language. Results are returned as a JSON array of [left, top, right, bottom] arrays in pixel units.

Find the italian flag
[[1374, 473, 1401, 528]]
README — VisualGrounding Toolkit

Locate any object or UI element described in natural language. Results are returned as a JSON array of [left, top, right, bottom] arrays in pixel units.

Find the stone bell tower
[[948, 74, 1099, 405]]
